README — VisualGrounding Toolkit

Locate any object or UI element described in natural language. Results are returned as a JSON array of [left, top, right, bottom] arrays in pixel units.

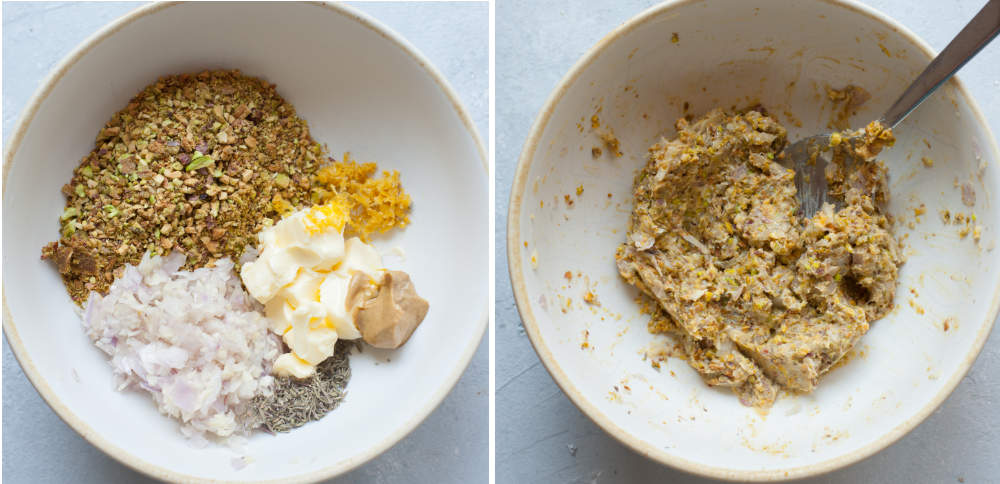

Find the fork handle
[[881, 0, 1000, 128]]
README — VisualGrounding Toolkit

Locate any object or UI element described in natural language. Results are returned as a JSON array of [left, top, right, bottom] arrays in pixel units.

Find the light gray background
[[497, 0, 999, 483], [2, 2, 487, 483]]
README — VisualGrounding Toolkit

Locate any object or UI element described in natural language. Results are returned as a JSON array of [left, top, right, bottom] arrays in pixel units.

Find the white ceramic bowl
[[3, 3, 486, 482], [508, 0, 999, 480]]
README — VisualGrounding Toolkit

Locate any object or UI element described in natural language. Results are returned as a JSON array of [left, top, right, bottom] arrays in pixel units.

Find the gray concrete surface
[[2, 2, 487, 483], [496, 0, 999, 483]]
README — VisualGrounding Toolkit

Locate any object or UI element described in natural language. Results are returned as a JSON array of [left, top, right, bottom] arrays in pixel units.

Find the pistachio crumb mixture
[[41, 70, 331, 304], [616, 109, 901, 408]]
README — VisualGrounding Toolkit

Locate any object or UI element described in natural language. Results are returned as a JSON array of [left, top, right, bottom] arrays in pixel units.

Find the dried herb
[[247, 340, 354, 433]]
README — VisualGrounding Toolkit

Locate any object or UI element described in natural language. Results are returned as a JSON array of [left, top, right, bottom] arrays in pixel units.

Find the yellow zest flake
[[272, 195, 295, 216], [576, 185, 584, 196], [304, 198, 350, 235], [312, 153, 412, 241]]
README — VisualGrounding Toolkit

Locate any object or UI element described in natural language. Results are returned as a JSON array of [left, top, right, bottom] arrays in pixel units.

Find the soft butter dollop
[[240, 202, 383, 378]]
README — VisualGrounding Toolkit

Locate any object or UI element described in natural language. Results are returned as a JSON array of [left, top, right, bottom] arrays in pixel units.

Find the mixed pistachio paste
[[616, 109, 901, 407]]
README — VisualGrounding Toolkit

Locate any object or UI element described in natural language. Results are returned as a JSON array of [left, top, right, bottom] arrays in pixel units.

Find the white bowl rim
[[1, 2, 488, 483], [506, 0, 1000, 481]]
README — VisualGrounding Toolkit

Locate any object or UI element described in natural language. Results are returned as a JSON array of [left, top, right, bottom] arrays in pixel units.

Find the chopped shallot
[[83, 251, 279, 440]]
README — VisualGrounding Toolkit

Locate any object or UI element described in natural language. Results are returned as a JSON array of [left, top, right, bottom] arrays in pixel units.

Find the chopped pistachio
[[60, 207, 79, 220], [186, 154, 215, 172], [40, 70, 332, 304]]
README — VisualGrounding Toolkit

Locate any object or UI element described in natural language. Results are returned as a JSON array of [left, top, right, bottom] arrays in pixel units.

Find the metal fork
[[781, 0, 1000, 217]]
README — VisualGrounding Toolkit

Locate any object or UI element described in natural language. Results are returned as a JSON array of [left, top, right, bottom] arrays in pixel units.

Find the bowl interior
[[511, 0, 998, 478], [3, 3, 486, 482]]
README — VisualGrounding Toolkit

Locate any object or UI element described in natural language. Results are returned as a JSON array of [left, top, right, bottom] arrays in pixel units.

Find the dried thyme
[[247, 341, 354, 433], [42, 69, 328, 304]]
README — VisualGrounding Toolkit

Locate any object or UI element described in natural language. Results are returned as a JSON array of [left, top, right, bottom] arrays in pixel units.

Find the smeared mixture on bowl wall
[[41, 70, 429, 440], [616, 109, 901, 408]]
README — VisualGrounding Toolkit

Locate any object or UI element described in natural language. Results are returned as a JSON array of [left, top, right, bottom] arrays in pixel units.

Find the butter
[[240, 201, 383, 378]]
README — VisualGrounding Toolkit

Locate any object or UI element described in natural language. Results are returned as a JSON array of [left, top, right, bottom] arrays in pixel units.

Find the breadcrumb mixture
[[616, 109, 901, 407]]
